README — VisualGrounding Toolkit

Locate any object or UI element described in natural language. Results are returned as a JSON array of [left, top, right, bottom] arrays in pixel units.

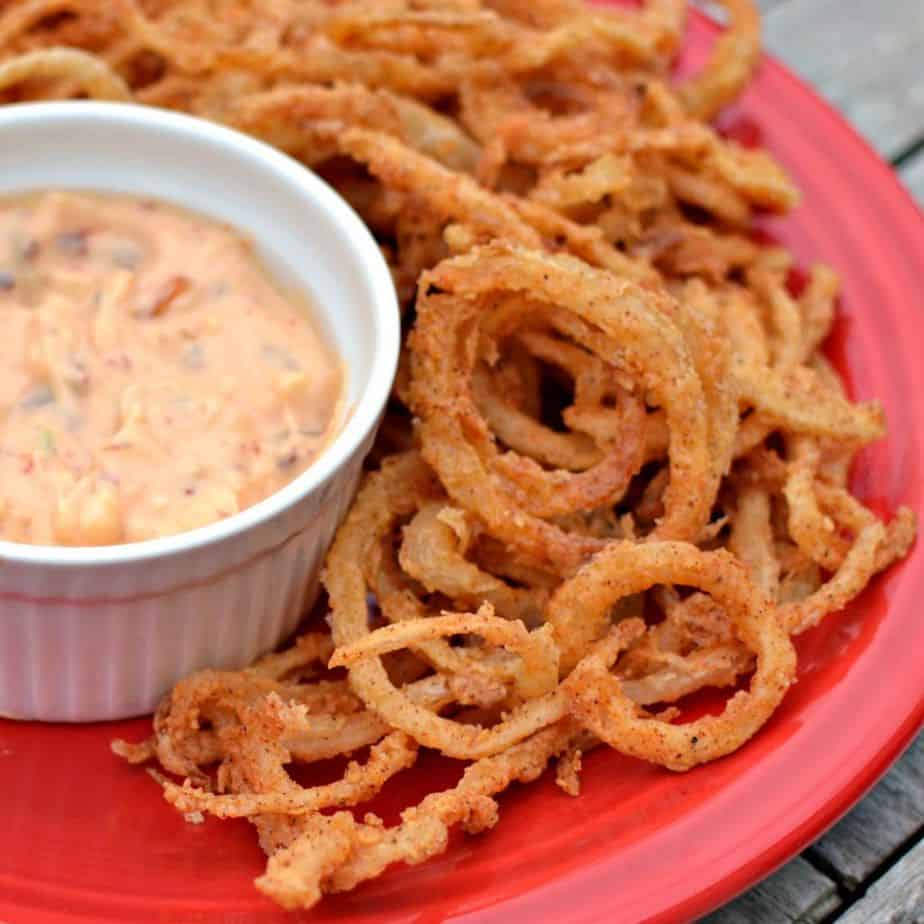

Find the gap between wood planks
[[829, 841, 924, 924], [808, 737, 924, 888], [903, 151, 924, 203], [816, 830, 924, 924]]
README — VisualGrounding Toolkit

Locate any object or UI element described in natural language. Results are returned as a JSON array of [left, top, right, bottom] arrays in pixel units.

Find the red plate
[[1, 10, 922, 924]]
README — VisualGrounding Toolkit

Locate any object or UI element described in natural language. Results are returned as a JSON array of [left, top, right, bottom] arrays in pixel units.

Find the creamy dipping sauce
[[0, 192, 343, 545]]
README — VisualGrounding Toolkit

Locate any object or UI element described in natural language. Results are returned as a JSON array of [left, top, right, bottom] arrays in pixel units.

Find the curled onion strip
[[555, 541, 796, 770]]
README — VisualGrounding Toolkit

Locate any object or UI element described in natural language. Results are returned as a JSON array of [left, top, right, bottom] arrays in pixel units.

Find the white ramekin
[[0, 102, 399, 721]]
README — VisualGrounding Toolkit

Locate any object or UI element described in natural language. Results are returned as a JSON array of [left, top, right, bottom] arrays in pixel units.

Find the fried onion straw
[[3, 0, 904, 908]]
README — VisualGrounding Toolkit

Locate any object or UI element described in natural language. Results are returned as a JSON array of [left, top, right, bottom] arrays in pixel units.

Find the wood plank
[[834, 837, 924, 924], [901, 150, 924, 205], [806, 733, 924, 890], [703, 857, 840, 924], [763, 0, 924, 161]]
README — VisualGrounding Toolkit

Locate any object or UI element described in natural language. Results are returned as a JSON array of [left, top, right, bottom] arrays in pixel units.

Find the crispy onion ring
[[677, 0, 761, 120], [0, 47, 131, 99], [473, 361, 602, 471], [357, 463, 541, 693], [330, 604, 560, 700], [228, 83, 480, 172], [556, 541, 796, 770], [398, 502, 548, 626], [159, 729, 418, 819], [256, 719, 581, 905], [411, 244, 713, 572], [781, 508, 916, 635], [324, 454, 568, 759]]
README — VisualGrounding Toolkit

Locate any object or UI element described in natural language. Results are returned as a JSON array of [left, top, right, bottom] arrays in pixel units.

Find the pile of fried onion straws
[[0, 0, 915, 910]]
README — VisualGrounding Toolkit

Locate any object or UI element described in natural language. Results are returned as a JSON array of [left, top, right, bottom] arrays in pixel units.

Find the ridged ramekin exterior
[[0, 441, 368, 722]]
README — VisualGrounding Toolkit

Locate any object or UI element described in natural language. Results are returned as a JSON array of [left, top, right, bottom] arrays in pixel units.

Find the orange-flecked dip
[[0, 191, 344, 546]]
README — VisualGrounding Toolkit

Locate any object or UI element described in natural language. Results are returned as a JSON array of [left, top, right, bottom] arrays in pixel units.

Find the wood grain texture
[[902, 151, 924, 205], [763, 0, 924, 160], [703, 857, 841, 923], [835, 838, 924, 924], [807, 735, 924, 890]]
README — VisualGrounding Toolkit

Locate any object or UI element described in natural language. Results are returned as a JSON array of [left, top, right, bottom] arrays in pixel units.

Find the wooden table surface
[[703, 1, 924, 921]]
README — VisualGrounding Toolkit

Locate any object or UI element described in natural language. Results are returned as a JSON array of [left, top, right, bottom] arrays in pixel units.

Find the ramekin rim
[[0, 101, 399, 567]]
